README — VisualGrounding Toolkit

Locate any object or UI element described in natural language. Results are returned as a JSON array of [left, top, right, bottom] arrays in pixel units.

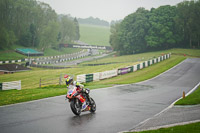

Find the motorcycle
[[66, 85, 96, 115]]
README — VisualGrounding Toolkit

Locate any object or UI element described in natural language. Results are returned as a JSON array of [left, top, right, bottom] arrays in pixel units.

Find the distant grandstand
[[16, 48, 44, 56]]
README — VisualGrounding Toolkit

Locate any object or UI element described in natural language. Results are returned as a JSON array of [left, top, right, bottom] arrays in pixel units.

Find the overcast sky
[[38, 0, 185, 22]]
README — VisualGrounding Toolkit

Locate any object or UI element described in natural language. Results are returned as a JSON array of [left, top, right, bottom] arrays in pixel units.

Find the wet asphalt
[[54, 53, 109, 66], [0, 58, 200, 133], [132, 105, 200, 132]]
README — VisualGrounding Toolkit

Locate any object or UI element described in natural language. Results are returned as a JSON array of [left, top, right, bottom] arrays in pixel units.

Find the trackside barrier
[[77, 74, 86, 83], [145, 61, 148, 67], [0, 83, 2, 90], [99, 70, 118, 80], [140, 62, 143, 69], [76, 53, 171, 83], [93, 72, 100, 81], [133, 65, 137, 72], [86, 74, 93, 83], [1, 80, 21, 90], [0, 50, 86, 65], [118, 67, 133, 75]]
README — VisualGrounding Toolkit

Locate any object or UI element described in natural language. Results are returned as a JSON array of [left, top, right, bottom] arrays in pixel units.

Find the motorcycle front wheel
[[70, 98, 81, 116], [89, 97, 96, 113]]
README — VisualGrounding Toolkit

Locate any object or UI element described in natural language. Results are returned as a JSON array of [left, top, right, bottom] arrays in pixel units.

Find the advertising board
[[99, 70, 118, 80], [118, 67, 131, 75]]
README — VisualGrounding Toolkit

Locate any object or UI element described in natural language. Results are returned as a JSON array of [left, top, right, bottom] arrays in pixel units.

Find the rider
[[64, 75, 90, 103]]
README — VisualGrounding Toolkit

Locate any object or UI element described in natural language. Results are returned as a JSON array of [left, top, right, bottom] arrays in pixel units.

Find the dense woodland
[[110, 0, 200, 55], [1, 0, 200, 55], [0, 0, 80, 51]]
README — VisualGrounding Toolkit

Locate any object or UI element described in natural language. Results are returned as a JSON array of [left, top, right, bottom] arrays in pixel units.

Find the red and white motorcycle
[[66, 85, 96, 115]]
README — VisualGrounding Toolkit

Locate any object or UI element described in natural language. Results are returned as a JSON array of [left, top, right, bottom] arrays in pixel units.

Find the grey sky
[[38, 0, 185, 22]]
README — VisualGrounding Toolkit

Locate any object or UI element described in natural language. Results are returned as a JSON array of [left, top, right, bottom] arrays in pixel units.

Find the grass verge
[[0, 56, 185, 105], [0, 46, 81, 61], [0, 84, 111, 106], [86, 56, 185, 86], [0, 85, 67, 106], [0, 56, 185, 106], [175, 86, 200, 105], [128, 122, 200, 133], [1, 48, 199, 106]]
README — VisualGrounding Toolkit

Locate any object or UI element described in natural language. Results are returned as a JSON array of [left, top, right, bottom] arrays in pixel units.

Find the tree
[[145, 5, 177, 49], [111, 8, 150, 54], [109, 22, 121, 52], [39, 21, 59, 51], [0, 27, 17, 49], [74, 18, 80, 40], [109, 1, 200, 55], [59, 15, 76, 43], [176, 0, 200, 48]]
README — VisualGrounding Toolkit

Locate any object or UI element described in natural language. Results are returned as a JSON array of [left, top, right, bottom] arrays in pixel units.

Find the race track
[[0, 58, 199, 133]]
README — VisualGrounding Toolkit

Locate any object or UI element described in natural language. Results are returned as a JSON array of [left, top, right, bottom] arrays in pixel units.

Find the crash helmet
[[64, 75, 73, 85]]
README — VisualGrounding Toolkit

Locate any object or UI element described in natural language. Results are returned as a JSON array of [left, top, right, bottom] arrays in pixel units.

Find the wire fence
[[39, 74, 74, 87]]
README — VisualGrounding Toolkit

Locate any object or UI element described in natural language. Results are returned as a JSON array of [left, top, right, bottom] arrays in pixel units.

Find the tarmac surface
[[0, 58, 200, 133], [54, 53, 109, 66], [130, 105, 200, 132]]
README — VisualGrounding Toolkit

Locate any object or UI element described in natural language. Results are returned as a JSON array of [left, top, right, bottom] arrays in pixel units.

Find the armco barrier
[[76, 53, 171, 83]]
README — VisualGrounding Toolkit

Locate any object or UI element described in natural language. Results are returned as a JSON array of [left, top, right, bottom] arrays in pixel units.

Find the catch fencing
[[77, 53, 171, 83], [39, 74, 74, 87]]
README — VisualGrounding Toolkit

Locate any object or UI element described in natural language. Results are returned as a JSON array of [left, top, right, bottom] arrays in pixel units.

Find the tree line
[[0, 0, 80, 51], [110, 0, 200, 55]]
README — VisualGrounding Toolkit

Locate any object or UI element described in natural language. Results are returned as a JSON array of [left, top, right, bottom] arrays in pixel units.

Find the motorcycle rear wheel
[[70, 98, 81, 115]]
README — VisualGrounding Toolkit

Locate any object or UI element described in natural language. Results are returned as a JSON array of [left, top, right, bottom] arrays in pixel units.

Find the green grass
[[81, 50, 167, 66], [129, 122, 200, 133], [0, 51, 26, 61], [1, 48, 196, 89], [166, 48, 200, 57], [0, 61, 141, 90], [0, 24, 111, 61], [0, 49, 173, 89], [0, 85, 67, 106], [175, 86, 200, 105], [0, 48, 199, 106], [79, 24, 110, 46], [86, 56, 185, 86], [0, 45, 82, 61]]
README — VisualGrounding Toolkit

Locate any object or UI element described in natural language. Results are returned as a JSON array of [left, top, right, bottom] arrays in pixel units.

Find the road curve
[[0, 58, 199, 133]]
